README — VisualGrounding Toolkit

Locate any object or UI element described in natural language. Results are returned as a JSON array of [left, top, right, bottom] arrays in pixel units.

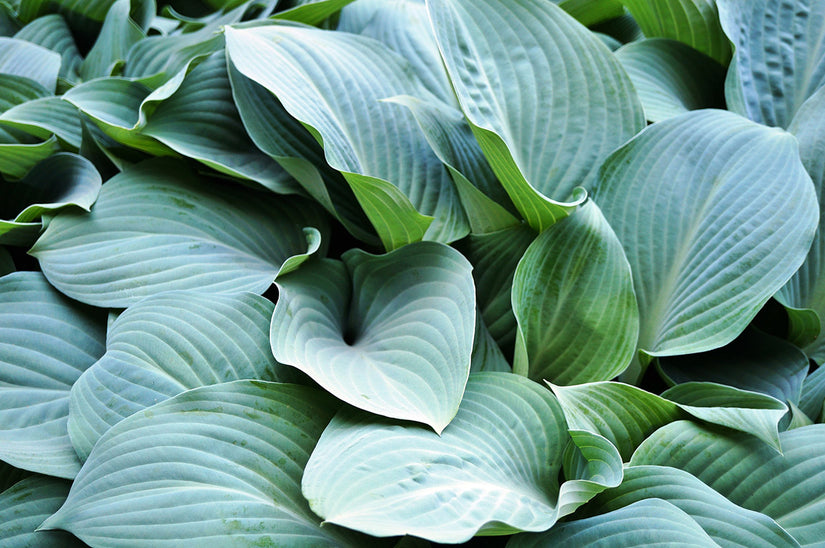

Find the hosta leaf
[[512, 201, 638, 384], [0, 271, 106, 478], [552, 381, 788, 458], [302, 373, 571, 543], [616, 38, 725, 122], [470, 313, 511, 373], [143, 51, 297, 195], [68, 291, 295, 461], [619, 0, 731, 64], [456, 225, 537, 356], [273, 0, 356, 25], [557, 430, 624, 517], [31, 158, 328, 308], [42, 381, 365, 547], [800, 366, 825, 421], [659, 328, 809, 405], [0, 37, 60, 92], [225, 23, 468, 250], [0, 136, 60, 180], [387, 95, 518, 234], [0, 476, 84, 547], [18, 0, 155, 31], [429, 0, 644, 231], [271, 242, 474, 432], [776, 87, 825, 363], [227, 59, 376, 243], [0, 463, 29, 493], [583, 465, 800, 548], [338, 0, 457, 106], [509, 498, 719, 548], [0, 97, 82, 149], [14, 14, 82, 84], [79, 0, 143, 80], [632, 422, 825, 546], [718, 0, 825, 128], [0, 153, 101, 247], [555, 0, 625, 26], [592, 110, 818, 376]]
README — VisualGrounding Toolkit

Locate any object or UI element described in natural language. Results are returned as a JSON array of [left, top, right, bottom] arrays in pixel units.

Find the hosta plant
[[1, 0, 825, 546]]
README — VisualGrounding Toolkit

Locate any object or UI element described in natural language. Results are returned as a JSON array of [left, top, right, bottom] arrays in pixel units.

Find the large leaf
[[0, 97, 82, 149], [0, 271, 106, 478], [303, 372, 611, 543], [79, 0, 143, 80], [0, 153, 101, 247], [31, 158, 328, 307], [619, 0, 731, 64], [658, 327, 809, 405], [142, 51, 298, 195], [592, 109, 818, 377], [509, 498, 718, 548], [429, 0, 644, 231], [776, 87, 825, 362], [0, 37, 60, 92], [512, 201, 638, 384], [225, 23, 468, 250], [0, 476, 84, 547], [632, 422, 825, 546], [271, 241, 475, 432], [68, 291, 296, 461], [42, 381, 366, 547], [616, 38, 726, 123], [718, 0, 825, 128], [582, 465, 800, 548]]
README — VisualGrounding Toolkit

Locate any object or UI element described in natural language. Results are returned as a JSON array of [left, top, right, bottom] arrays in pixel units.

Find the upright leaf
[[225, 23, 468, 250], [31, 158, 328, 307], [271, 242, 475, 432], [429, 0, 644, 231], [79, 0, 144, 80], [512, 201, 638, 383], [718, 0, 825, 128], [0, 271, 106, 478], [592, 110, 818, 377]]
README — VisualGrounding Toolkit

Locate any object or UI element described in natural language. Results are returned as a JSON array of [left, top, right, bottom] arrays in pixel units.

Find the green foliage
[[1, 0, 824, 546]]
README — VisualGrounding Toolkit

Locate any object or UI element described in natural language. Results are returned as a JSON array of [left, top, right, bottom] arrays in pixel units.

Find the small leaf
[[271, 241, 475, 432], [31, 158, 328, 307]]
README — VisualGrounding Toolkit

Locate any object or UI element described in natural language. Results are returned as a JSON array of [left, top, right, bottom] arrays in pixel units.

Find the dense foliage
[[1, 0, 825, 546]]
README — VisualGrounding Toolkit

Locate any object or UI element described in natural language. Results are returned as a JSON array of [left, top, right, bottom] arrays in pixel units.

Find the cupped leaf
[[0, 271, 106, 478], [582, 465, 800, 548], [632, 422, 825, 546], [592, 110, 818, 375], [271, 241, 475, 432], [616, 38, 725, 122], [42, 381, 366, 547], [509, 498, 719, 548], [143, 50, 298, 195], [31, 158, 328, 307], [0, 37, 60, 92], [79, 0, 144, 80], [512, 200, 638, 384], [0, 475, 84, 547], [619, 0, 730, 64], [68, 291, 296, 461], [718, 0, 825, 128], [301, 372, 571, 543], [0, 97, 82, 149], [429, 0, 644, 231], [659, 327, 809, 405], [776, 87, 825, 363], [0, 153, 101, 247], [225, 23, 468, 250]]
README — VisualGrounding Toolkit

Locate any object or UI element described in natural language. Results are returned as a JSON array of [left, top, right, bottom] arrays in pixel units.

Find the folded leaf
[[271, 241, 475, 432]]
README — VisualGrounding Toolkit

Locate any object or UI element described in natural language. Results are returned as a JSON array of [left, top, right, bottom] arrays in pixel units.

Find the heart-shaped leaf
[[0, 271, 106, 478], [632, 422, 825, 546], [42, 381, 366, 547], [302, 373, 599, 543], [68, 290, 296, 461], [592, 109, 818, 377], [225, 23, 468, 250], [271, 241, 474, 432], [31, 158, 328, 307], [718, 0, 825, 128], [512, 200, 638, 384], [429, 0, 644, 231]]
